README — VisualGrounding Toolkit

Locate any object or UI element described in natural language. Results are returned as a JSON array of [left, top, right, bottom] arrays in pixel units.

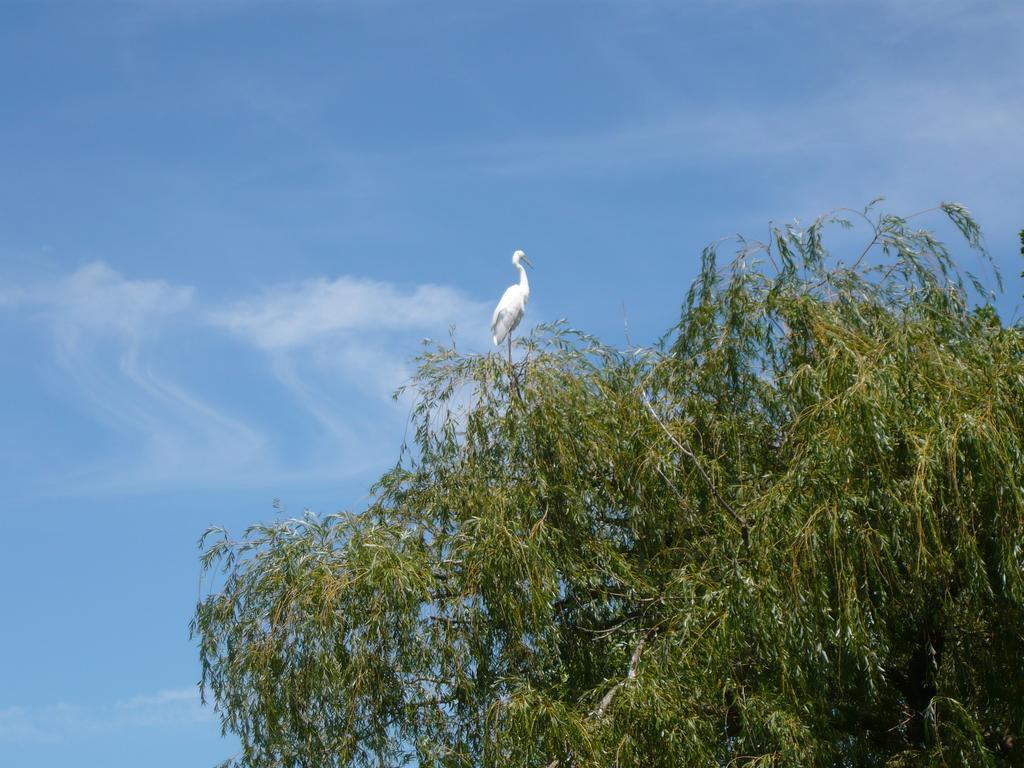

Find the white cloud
[[452, 0, 1023, 239], [209, 275, 487, 349], [1, 262, 273, 494], [0, 687, 212, 744], [0, 262, 490, 494], [53, 262, 193, 337], [698, 0, 1023, 23], [465, 68, 1024, 270], [471, 80, 1024, 180], [0, 287, 26, 307], [211, 275, 490, 458], [1, 262, 191, 326]]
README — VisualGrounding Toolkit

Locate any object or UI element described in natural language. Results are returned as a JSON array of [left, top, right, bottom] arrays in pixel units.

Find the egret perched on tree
[[491, 249, 532, 362]]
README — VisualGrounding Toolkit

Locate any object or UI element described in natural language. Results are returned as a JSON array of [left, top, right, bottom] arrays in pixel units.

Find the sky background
[[1, 1, 1022, 765]]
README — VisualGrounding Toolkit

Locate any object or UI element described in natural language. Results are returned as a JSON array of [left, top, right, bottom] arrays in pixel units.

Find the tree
[[193, 202, 1024, 767]]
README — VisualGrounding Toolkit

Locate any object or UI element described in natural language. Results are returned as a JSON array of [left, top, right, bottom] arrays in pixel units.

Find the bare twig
[[800, 206, 878, 293], [848, 218, 882, 273]]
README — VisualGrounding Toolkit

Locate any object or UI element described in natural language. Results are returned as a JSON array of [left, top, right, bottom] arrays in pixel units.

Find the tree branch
[[546, 631, 652, 768], [643, 398, 748, 539], [591, 631, 648, 719]]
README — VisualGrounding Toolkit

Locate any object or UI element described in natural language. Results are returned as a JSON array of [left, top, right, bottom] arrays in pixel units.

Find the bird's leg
[[508, 335, 519, 399]]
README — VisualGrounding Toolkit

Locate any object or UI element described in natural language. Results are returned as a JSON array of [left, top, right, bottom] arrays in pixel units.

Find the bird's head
[[512, 250, 532, 268]]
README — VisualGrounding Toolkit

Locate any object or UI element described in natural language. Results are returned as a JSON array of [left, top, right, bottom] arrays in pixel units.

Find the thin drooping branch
[[841, 206, 883, 273], [643, 398, 747, 535]]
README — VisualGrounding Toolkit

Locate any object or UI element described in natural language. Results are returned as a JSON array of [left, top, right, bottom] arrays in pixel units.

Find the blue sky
[[1, 1, 1022, 765]]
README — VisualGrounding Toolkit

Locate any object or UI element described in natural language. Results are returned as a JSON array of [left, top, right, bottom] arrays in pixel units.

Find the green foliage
[[193, 203, 1024, 767]]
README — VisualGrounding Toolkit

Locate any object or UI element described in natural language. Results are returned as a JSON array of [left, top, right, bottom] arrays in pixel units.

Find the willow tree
[[193, 203, 1024, 767]]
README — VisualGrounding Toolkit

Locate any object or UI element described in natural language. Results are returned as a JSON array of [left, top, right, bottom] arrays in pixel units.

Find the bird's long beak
[[521, 254, 533, 269]]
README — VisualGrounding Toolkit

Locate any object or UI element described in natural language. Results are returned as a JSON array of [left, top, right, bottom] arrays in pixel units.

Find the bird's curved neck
[[517, 263, 530, 298]]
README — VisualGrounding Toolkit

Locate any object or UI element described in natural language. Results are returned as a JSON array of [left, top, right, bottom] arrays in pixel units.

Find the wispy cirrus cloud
[[209, 275, 489, 446], [471, 81, 1024, 181], [0, 262, 489, 495], [1, 262, 270, 494], [209, 275, 488, 350], [0, 261, 192, 334], [447, 0, 1023, 241], [463, 72, 1024, 269], [690, 0, 1024, 28], [49, 262, 193, 338], [0, 687, 212, 744]]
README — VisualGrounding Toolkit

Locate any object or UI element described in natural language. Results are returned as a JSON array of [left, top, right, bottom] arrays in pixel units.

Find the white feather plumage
[[491, 250, 531, 347]]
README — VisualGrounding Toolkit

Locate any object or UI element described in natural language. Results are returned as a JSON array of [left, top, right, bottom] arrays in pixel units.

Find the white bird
[[491, 249, 532, 361]]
